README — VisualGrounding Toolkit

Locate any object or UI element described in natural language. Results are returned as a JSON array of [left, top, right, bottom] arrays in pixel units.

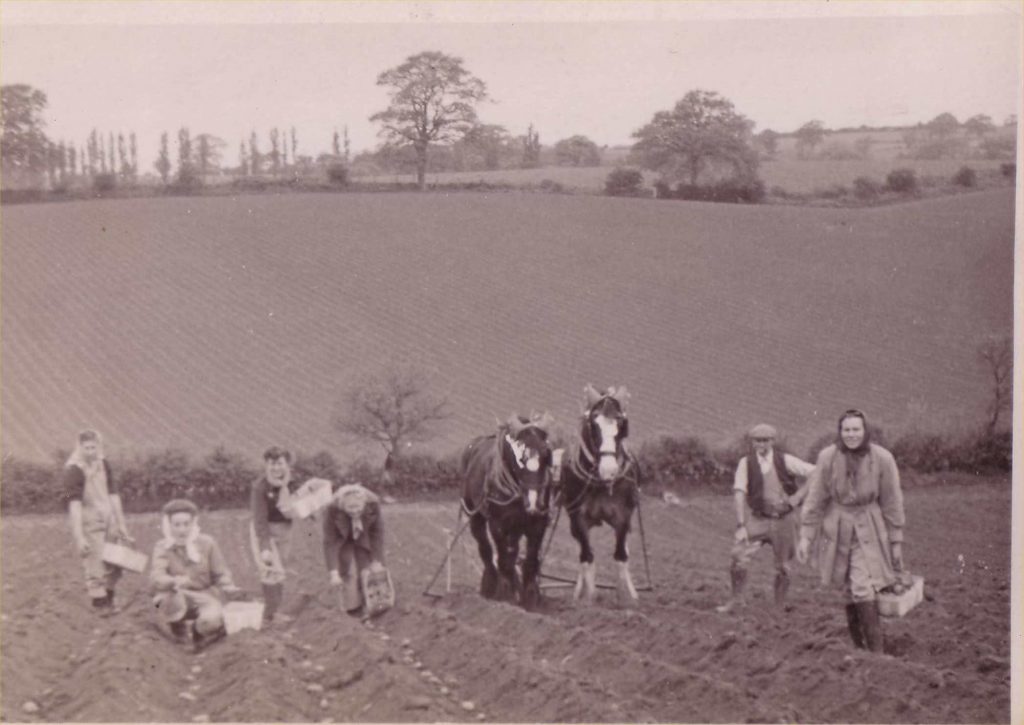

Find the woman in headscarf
[[796, 409, 906, 652], [322, 483, 386, 616], [65, 430, 133, 613], [150, 498, 240, 649]]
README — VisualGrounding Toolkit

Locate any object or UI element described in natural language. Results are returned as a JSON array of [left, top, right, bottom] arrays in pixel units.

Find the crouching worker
[[322, 483, 387, 617], [151, 498, 241, 650]]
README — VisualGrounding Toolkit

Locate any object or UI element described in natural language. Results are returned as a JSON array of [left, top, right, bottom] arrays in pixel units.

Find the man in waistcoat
[[716, 423, 815, 613]]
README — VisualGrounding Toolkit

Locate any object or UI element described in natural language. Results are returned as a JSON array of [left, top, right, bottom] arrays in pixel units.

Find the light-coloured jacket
[[800, 443, 905, 589]]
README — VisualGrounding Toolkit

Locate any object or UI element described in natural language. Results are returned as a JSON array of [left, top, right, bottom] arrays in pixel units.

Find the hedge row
[[1, 429, 1010, 514]]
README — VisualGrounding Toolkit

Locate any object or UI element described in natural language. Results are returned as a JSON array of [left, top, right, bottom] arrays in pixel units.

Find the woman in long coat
[[797, 409, 906, 652]]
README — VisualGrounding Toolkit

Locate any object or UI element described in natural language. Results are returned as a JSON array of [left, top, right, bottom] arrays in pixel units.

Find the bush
[[637, 435, 731, 490], [952, 166, 977, 187], [92, 173, 117, 194], [886, 168, 918, 194], [326, 163, 349, 186], [853, 176, 882, 200], [538, 179, 566, 194], [604, 168, 645, 197], [813, 184, 850, 200], [666, 177, 765, 204]]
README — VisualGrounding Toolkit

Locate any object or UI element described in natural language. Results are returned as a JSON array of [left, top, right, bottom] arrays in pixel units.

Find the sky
[[1, 1, 1020, 171]]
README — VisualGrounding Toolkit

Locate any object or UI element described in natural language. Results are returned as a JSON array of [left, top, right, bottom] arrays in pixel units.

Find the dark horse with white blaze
[[558, 384, 640, 606], [460, 413, 555, 611]]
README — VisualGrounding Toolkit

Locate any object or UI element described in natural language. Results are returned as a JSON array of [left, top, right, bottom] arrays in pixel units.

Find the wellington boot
[[845, 603, 865, 649], [856, 600, 884, 653]]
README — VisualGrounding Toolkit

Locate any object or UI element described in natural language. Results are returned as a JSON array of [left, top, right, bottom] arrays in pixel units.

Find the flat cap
[[748, 423, 777, 440]]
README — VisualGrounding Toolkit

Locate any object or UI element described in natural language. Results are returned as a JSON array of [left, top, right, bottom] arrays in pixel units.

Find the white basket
[[102, 542, 148, 573], [223, 601, 265, 634], [291, 483, 334, 519], [878, 575, 924, 618]]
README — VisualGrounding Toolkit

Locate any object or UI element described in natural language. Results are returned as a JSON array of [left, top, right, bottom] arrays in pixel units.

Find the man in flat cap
[[716, 423, 815, 613]]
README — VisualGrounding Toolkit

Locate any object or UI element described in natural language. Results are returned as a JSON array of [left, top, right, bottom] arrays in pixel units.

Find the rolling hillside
[[1, 189, 1014, 464]]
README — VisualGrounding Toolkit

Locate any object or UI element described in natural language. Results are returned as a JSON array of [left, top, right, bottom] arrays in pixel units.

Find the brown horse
[[558, 385, 641, 606], [460, 413, 555, 611]]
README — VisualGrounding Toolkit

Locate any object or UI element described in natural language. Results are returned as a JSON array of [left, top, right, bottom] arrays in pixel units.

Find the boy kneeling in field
[[150, 499, 242, 650]]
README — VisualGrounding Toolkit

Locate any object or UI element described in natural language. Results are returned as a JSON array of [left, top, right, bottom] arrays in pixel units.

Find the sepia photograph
[[0, 1, 1020, 722]]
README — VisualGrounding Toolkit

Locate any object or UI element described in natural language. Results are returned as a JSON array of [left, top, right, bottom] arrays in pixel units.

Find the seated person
[[150, 498, 240, 648], [322, 483, 387, 616]]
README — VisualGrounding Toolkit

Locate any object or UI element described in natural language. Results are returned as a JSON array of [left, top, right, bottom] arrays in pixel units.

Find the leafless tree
[[977, 335, 1012, 434], [332, 363, 450, 461]]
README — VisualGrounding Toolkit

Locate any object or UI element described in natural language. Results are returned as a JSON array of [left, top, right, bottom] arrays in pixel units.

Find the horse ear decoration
[[530, 411, 554, 433], [608, 385, 631, 409], [583, 383, 604, 407]]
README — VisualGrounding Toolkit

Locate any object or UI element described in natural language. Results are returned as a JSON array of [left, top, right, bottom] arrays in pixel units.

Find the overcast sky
[[1, 1, 1020, 169]]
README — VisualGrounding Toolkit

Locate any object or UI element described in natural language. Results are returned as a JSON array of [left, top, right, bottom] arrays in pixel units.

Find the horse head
[[503, 411, 555, 516], [582, 384, 630, 482]]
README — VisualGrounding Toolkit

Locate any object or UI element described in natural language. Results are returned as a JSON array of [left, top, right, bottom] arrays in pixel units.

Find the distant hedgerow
[[853, 176, 882, 200], [886, 168, 918, 194]]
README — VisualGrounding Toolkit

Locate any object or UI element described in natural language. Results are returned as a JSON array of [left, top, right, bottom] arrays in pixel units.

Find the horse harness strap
[[562, 437, 640, 514]]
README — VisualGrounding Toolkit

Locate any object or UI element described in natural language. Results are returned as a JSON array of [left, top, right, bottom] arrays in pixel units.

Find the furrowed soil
[[0, 189, 1014, 462], [1, 478, 1010, 723]]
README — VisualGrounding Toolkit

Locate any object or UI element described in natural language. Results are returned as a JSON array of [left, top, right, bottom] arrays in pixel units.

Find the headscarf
[[836, 409, 872, 499], [160, 498, 202, 563], [334, 483, 371, 538]]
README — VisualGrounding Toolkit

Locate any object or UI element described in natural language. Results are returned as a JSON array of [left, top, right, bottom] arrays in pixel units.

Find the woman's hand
[[328, 570, 342, 587], [891, 542, 904, 571], [260, 549, 274, 566], [733, 525, 748, 545], [173, 575, 192, 589], [76, 538, 91, 557], [118, 528, 135, 545], [796, 536, 811, 564]]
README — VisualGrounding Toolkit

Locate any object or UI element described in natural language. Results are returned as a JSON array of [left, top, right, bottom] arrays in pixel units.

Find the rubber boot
[[716, 567, 747, 613], [262, 583, 282, 624], [773, 572, 790, 607], [845, 603, 865, 648], [856, 600, 884, 653]]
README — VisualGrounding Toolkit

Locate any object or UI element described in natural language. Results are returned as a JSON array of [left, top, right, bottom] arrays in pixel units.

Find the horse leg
[[520, 520, 545, 611], [469, 512, 498, 599], [569, 512, 597, 606], [613, 512, 639, 607], [494, 529, 519, 603]]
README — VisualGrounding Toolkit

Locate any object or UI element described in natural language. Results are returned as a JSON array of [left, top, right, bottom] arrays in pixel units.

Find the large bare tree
[[333, 363, 450, 463], [370, 51, 488, 190]]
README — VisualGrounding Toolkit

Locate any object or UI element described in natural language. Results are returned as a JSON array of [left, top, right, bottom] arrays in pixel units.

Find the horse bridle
[[486, 426, 554, 511]]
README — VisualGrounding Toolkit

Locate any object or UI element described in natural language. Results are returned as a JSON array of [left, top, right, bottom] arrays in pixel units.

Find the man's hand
[[733, 525, 748, 545], [173, 575, 192, 589], [118, 528, 135, 545], [260, 549, 274, 566], [77, 538, 91, 557], [796, 536, 812, 564], [367, 560, 385, 574], [328, 570, 342, 586]]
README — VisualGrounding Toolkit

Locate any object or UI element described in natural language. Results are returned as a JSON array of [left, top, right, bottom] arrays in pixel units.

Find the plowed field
[[1, 479, 1010, 723], [0, 190, 1014, 462]]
